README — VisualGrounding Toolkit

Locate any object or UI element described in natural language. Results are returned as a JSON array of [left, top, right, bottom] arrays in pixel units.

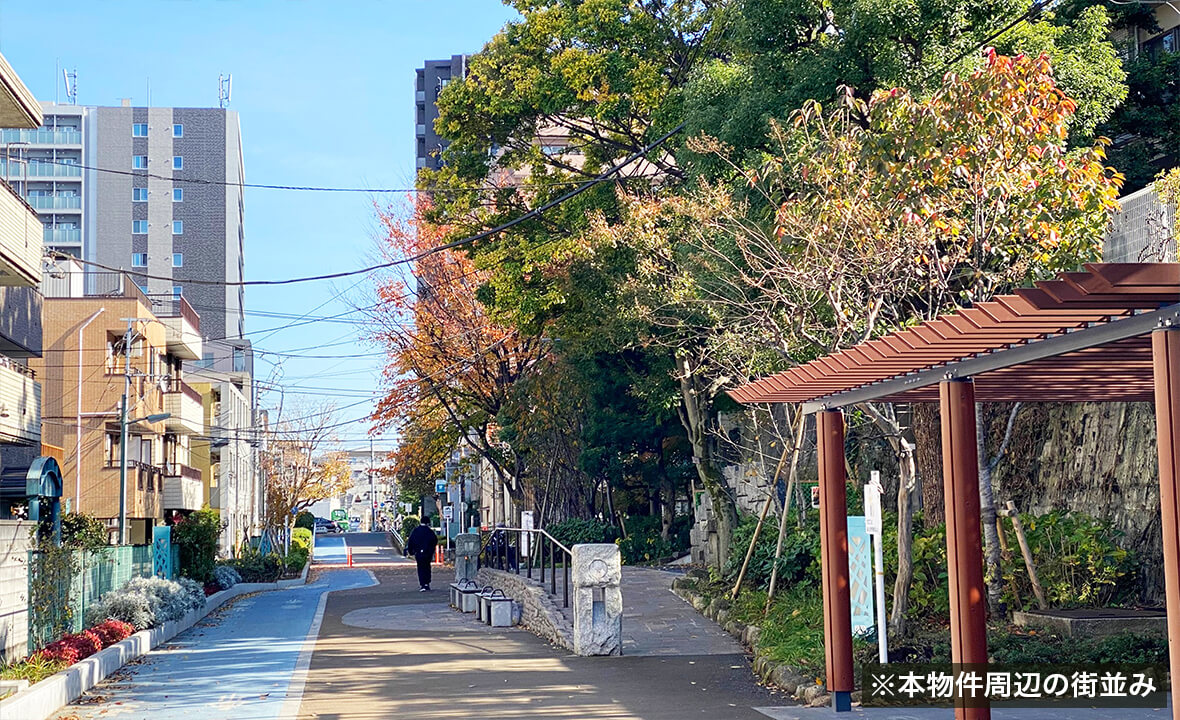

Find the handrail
[[493, 526, 572, 555], [478, 526, 572, 608]]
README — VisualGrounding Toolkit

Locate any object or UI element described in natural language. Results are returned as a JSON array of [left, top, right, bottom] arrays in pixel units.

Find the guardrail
[[478, 527, 571, 609]]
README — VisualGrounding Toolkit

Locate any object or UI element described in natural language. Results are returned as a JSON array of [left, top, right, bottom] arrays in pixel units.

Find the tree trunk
[[675, 351, 736, 570], [864, 403, 916, 638], [976, 404, 1003, 617]]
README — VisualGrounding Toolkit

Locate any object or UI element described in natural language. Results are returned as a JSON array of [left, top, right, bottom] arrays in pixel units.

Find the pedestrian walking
[[406, 518, 439, 591]]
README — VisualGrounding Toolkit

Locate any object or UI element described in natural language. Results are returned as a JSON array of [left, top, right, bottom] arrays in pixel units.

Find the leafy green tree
[[61, 512, 109, 552], [173, 508, 224, 583]]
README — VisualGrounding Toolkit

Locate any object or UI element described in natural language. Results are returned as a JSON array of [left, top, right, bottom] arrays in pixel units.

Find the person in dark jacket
[[405, 518, 439, 591]]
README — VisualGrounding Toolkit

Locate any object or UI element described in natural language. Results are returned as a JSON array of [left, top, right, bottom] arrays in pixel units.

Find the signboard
[[520, 510, 535, 557], [847, 516, 875, 634], [435, 480, 447, 494], [810, 485, 820, 509], [443, 504, 454, 521], [865, 471, 883, 535], [330, 509, 347, 522]]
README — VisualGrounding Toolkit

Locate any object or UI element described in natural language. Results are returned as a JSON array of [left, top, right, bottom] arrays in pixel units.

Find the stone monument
[[455, 533, 480, 583], [571, 543, 622, 656]]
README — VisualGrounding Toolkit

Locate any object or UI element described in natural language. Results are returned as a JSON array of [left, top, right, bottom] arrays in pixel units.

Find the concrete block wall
[[0, 520, 31, 663]]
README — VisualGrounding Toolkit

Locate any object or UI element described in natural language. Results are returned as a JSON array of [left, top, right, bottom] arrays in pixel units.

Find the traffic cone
[[434, 545, 443, 564]]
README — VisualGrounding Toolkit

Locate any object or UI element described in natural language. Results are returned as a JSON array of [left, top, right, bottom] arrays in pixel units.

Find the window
[[105, 433, 121, 466], [172, 188, 183, 202], [172, 220, 183, 234], [133, 187, 148, 202], [172, 253, 183, 267], [172, 156, 183, 170], [133, 155, 148, 169], [172, 285, 182, 298], [132, 220, 148, 234], [1144, 27, 1180, 60], [131, 252, 147, 267], [140, 438, 153, 465], [132, 123, 148, 137], [172, 124, 183, 137]]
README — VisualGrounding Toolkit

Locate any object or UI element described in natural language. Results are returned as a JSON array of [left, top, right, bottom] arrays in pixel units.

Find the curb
[[0, 570, 309, 720], [670, 578, 852, 708]]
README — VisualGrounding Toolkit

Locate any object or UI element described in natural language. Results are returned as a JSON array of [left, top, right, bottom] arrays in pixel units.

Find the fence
[[27, 543, 178, 649]]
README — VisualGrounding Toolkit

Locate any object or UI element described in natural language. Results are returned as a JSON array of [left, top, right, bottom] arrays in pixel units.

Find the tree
[[261, 403, 352, 544], [641, 51, 1122, 627], [368, 197, 549, 521]]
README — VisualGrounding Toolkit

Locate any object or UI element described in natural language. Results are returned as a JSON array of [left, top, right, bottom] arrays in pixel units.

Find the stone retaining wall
[[476, 568, 573, 651]]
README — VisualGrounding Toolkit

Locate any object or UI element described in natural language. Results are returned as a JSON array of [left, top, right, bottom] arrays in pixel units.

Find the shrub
[[85, 576, 205, 629], [61, 512, 110, 552], [0, 653, 66, 683], [90, 620, 134, 647], [173, 508, 224, 583], [292, 527, 312, 551], [294, 511, 315, 530], [724, 512, 820, 590], [34, 630, 103, 665], [85, 587, 154, 630], [212, 565, 241, 590], [1000, 511, 1137, 610], [401, 515, 420, 536], [547, 518, 616, 548], [285, 547, 309, 572], [228, 547, 283, 582]]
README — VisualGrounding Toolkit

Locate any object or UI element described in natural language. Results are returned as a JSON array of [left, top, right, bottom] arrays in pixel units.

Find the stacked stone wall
[[476, 567, 573, 650]]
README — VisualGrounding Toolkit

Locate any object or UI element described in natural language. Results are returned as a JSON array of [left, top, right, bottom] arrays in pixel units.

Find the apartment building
[[190, 375, 260, 554], [415, 55, 467, 173], [2, 101, 246, 342], [35, 262, 203, 543], [0, 54, 46, 503]]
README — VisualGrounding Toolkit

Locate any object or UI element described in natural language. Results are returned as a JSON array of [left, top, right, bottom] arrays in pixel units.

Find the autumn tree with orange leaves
[[368, 197, 548, 523]]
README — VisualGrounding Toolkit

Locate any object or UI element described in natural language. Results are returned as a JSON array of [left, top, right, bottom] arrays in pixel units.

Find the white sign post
[[865, 471, 888, 663], [521, 510, 535, 558], [443, 504, 454, 549]]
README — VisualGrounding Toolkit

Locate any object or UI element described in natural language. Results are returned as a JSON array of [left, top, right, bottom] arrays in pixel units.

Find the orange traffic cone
[[434, 545, 444, 564]]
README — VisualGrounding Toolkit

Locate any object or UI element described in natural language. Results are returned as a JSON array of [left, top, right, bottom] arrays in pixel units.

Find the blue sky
[[0, 0, 519, 451]]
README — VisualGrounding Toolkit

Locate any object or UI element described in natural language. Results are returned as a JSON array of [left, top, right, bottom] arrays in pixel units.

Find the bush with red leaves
[[34, 630, 103, 665], [90, 620, 135, 647]]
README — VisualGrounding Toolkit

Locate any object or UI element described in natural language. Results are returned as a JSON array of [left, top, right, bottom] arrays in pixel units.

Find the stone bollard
[[571, 543, 622, 656], [455, 533, 479, 583]]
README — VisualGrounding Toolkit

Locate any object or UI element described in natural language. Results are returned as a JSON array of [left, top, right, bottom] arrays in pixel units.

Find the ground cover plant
[[85, 576, 206, 630]]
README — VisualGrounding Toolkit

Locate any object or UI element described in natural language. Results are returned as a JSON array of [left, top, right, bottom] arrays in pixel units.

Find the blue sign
[[847, 516, 875, 634], [435, 480, 447, 493]]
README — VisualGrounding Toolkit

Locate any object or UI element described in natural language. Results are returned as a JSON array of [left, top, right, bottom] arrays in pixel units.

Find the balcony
[[27, 195, 81, 210], [0, 180, 43, 286], [0, 360, 39, 444], [43, 227, 81, 245], [0, 128, 82, 145], [150, 295, 202, 360], [1, 160, 82, 178], [416, 123, 426, 137], [164, 380, 203, 435], [163, 464, 203, 512]]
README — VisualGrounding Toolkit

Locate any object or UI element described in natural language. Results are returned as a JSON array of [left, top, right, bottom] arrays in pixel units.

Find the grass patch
[[0, 654, 67, 684], [695, 580, 827, 675]]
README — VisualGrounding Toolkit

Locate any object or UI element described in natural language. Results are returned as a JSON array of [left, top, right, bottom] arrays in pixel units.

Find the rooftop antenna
[[218, 73, 232, 109], [62, 67, 77, 105]]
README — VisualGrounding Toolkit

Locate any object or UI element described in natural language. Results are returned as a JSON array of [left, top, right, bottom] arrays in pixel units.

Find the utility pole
[[369, 438, 375, 532], [117, 320, 134, 545]]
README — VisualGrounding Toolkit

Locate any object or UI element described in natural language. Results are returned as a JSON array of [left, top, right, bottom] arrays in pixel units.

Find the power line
[[43, 123, 684, 288], [23, 156, 662, 194]]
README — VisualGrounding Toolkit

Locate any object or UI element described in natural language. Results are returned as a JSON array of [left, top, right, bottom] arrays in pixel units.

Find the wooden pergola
[[731, 264, 1180, 719]]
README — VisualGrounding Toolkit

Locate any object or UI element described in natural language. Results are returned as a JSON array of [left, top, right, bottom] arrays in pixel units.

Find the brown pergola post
[[1151, 328, 1180, 714], [817, 408, 853, 712], [939, 380, 990, 720]]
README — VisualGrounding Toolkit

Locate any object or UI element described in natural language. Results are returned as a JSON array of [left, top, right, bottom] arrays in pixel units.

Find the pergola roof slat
[[730, 264, 1180, 410]]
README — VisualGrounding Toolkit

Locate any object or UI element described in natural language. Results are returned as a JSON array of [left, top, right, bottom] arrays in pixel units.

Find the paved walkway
[[52, 568, 376, 720], [47, 534, 1167, 720]]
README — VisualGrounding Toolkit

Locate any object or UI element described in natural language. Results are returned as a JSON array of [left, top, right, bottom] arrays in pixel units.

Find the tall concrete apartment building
[[2, 101, 246, 343], [415, 55, 467, 172]]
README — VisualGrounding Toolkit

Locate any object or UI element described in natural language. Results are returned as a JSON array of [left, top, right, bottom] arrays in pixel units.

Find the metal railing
[[478, 527, 572, 608]]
